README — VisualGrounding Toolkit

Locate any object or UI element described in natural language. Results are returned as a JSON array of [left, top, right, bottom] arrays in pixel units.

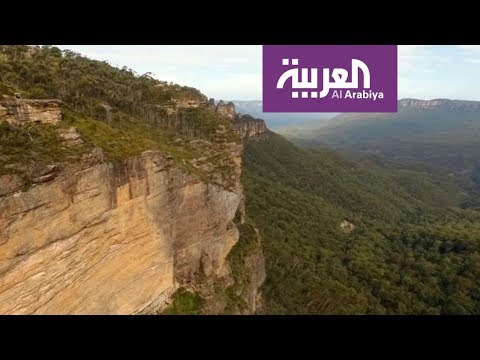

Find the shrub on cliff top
[[162, 288, 204, 315]]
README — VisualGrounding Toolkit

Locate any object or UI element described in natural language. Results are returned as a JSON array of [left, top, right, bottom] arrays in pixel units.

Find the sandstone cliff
[[216, 100, 236, 119], [0, 47, 267, 315], [0, 98, 62, 125], [0, 147, 247, 314], [234, 114, 268, 140]]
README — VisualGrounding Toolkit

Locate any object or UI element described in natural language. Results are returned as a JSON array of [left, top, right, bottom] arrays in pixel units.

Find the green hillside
[[244, 133, 480, 314], [0, 45, 240, 189]]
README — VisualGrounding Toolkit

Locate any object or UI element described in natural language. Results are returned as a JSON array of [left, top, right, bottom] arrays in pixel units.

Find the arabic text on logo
[[262, 45, 397, 113]]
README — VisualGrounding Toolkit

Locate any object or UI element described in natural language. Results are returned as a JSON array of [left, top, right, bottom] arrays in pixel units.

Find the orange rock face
[[0, 99, 63, 125], [0, 150, 243, 314]]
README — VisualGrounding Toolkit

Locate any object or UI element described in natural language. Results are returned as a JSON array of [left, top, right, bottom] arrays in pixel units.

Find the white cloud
[[398, 45, 452, 73], [205, 72, 262, 100], [59, 45, 261, 72]]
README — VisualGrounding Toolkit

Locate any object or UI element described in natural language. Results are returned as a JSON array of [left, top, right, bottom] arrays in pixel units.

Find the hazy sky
[[57, 45, 480, 101]]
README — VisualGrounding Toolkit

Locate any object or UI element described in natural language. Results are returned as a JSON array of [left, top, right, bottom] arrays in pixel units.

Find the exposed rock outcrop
[[212, 100, 268, 140], [216, 100, 236, 119], [0, 98, 62, 125], [189, 220, 265, 315], [31, 164, 58, 184], [340, 220, 356, 234], [0, 149, 244, 314], [235, 115, 268, 140], [58, 126, 84, 146], [174, 99, 202, 109], [0, 174, 22, 197], [240, 230, 266, 313], [207, 98, 216, 110]]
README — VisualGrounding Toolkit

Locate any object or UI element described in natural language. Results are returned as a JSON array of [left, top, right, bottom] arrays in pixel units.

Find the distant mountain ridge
[[398, 98, 480, 111], [279, 98, 480, 184], [327, 98, 480, 124], [233, 98, 480, 131]]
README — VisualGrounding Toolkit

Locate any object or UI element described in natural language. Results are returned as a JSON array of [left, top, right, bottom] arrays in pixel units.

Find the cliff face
[[0, 46, 268, 315], [235, 115, 268, 140], [240, 232, 266, 313], [216, 100, 236, 119], [0, 148, 244, 314], [0, 98, 62, 125]]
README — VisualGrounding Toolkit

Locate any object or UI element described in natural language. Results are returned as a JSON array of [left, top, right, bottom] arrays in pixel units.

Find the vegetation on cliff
[[162, 288, 205, 315], [0, 45, 254, 315], [0, 45, 240, 190]]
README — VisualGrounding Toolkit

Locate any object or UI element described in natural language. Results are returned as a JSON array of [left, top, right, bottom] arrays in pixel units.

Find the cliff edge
[[0, 97, 266, 314], [0, 46, 268, 314]]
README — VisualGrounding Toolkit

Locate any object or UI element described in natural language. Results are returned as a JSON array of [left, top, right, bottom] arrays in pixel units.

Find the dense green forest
[[244, 133, 480, 314]]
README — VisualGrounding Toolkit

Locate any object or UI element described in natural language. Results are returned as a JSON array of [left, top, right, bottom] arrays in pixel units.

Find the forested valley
[[244, 133, 480, 314]]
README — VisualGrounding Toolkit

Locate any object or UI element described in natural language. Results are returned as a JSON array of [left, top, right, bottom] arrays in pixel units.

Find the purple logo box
[[263, 45, 397, 112]]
